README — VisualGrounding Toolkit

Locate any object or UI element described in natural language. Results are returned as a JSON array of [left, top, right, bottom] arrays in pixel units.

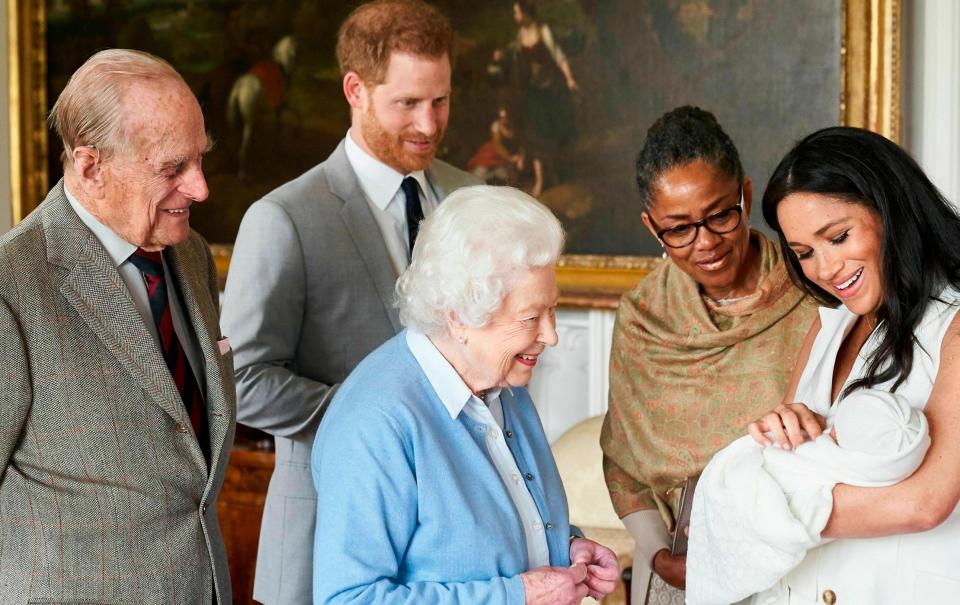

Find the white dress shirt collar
[[406, 329, 502, 420], [64, 184, 137, 266], [344, 129, 429, 208]]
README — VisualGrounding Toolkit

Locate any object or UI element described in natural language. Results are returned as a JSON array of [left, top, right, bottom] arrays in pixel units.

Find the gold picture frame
[[8, 0, 901, 308]]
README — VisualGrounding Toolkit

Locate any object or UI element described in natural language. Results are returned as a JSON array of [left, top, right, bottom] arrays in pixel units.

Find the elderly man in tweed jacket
[[0, 49, 235, 604]]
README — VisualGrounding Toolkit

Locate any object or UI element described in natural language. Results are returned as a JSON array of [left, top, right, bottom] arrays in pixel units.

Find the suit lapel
[[425, 161, 455, 202], [327, 142, 403, 332], [167, 242, 234, 475], [45, 188, 189, 429]]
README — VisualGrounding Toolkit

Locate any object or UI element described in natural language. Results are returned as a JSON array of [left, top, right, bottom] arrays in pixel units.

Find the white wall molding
[[906, 0, 960, 207], [529, 308, 616, 443]]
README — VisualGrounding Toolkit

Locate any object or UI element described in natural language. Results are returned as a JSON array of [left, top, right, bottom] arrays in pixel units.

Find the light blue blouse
[[312, 331, 574, 604]]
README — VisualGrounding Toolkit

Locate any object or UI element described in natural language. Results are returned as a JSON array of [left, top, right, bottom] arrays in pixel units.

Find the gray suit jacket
[[220, 140, 479, 604], [0, 182, 236, 604]]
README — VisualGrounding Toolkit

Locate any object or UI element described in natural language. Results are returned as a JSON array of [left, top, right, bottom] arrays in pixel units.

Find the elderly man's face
[[96, 81, 209, 251], [357, 51, 451, 173], [460, 266, 560, 392]]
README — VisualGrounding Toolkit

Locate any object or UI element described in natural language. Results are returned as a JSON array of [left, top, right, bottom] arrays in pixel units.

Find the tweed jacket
[[221, 140, 479, 604], [0, 181, 236, 604]]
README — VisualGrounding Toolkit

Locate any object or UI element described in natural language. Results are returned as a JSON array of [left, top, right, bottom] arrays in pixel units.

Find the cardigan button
[[545, 522, 554, 530], [505, 430, 514, 438], [525, 473, 534, 481], [822, 589, 836, 604]]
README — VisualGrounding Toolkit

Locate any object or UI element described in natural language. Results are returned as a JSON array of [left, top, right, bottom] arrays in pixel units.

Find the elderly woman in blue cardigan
[[311, 186, 619, 605]]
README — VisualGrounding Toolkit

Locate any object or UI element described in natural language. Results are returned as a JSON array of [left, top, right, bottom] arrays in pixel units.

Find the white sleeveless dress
[[766, 289, 960, 604]]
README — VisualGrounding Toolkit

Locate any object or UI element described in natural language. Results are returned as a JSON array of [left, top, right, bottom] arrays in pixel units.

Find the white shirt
[[344, 130, 438, 275], [406, 329, 550, 568], [65, 186, 206, 395]]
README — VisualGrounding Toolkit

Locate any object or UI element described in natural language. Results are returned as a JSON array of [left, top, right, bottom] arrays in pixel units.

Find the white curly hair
[[396, 185, 565, 336]]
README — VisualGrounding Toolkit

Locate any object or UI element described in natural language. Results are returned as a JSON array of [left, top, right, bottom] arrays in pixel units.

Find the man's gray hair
[[49, 48, 186, 164], [397, 185, 565, 335]]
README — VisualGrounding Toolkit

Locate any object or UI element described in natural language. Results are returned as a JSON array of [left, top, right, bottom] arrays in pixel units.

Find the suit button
[[200, 504, 207, 515], [175, 422, 189, 433], [822, 589, 836, 604]]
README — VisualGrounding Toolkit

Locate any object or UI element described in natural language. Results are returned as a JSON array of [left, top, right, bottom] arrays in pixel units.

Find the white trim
[[906, 0, 960, 208]]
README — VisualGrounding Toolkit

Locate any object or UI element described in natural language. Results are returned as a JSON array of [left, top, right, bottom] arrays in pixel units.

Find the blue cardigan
[[312, 332, 574, 604]]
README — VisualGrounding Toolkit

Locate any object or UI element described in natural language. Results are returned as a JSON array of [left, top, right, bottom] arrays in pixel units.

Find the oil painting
[[11, 0, 899, 303]]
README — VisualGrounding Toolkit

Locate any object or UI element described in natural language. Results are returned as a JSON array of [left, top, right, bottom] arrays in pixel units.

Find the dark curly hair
[[635, 105, 744, 210], [762, 126, 960, 397]]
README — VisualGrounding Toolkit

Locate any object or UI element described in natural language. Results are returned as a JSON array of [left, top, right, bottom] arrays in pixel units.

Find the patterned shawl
[[600, 232, 816, 529]]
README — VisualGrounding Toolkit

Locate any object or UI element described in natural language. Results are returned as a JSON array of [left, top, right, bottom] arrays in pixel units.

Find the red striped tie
[[129, 248, 209, 464]]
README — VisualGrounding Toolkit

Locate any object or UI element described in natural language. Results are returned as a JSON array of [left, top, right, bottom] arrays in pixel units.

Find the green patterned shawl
[[600, 232, 816, 529]]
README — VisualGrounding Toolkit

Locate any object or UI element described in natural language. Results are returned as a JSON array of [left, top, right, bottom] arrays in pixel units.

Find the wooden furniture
[[217, 440, 274, 604]]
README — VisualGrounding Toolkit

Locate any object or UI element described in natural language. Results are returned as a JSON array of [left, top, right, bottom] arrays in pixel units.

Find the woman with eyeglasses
[[599, 106, 817, 604]]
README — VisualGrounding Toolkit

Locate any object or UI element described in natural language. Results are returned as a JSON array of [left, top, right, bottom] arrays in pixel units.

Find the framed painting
[[9, 0, 900, 307]]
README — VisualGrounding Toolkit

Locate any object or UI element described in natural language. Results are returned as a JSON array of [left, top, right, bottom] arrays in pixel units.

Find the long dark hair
[[762, 126, 960, 396]]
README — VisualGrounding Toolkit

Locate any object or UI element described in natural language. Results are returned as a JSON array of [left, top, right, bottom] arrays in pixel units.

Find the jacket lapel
[[166, 242, 235, 475], [327, 142, 402, 332], [44, 186, 189, 428], [424, 160, 457, 202]]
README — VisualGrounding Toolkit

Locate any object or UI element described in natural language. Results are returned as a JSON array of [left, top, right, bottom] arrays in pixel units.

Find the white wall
[[904, 0, 960, 207], [529, 308, 616, 443]]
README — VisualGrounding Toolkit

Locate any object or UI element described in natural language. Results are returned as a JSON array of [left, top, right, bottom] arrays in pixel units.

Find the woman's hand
[[569, 537, 620, 599], [747, 402, 825, 450], [521, 564, 589, 605], [652, 548, 686, 589]]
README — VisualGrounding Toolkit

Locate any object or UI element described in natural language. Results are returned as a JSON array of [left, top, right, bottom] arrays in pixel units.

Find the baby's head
[[831, 390, 924, 456]]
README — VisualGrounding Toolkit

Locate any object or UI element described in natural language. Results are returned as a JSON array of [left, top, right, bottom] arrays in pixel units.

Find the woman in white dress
[[750, 126, 960, 604]]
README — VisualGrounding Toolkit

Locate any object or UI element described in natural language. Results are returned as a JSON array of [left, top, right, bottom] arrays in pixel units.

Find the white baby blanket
[[685, 391, 929, 605]]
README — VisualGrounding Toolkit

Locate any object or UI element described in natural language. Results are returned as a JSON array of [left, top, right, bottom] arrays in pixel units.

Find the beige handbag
[[643, 476, 697, 605], [644, 574, 686, 604]]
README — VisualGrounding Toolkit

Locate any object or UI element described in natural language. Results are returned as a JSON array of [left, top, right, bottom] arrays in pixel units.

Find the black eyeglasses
[[649, 187, 744, 248]]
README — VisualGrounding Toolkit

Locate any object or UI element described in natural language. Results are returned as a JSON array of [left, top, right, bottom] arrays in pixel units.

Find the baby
[[685, 389, 929, 605]]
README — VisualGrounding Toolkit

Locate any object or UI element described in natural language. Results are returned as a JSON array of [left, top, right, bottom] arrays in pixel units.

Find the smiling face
[[642, 160, 756, 300], [352, 51, 451, 173], [776, 192, 885, 317], [93, 80, 209, 251], [458, 266, 560, 392]]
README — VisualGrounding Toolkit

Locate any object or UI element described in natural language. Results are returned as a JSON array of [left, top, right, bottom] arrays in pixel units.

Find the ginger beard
[[360, 100, 444, 174]]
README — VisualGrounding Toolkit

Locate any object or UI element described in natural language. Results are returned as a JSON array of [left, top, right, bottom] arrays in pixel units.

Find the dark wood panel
[[218, 445, 274, 604]]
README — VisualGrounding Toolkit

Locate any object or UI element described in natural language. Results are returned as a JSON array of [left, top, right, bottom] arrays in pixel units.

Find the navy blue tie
[[401, 176, 424, 259], [128, 248, 210, 465]]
